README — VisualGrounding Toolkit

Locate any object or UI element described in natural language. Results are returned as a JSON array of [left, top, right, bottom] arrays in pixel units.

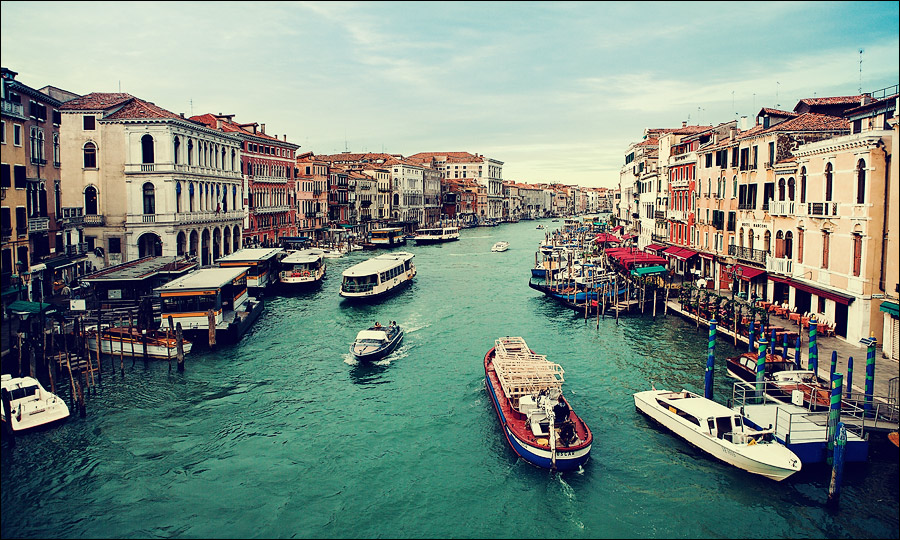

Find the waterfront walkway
[[664, 299, 900, 412]]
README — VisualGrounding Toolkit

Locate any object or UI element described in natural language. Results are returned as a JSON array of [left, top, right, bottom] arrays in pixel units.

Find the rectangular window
[[818, 297, 826, 314], [0, 164, 9, 188], [53, 110, 61, 125], [822, 232, 829, 269], [109, 237, 121, 254], [768, 142, 775, 166], [14, 124, 22, 146], [14, 165, 26, 189], [1, 120, 5, 144], [798, 229, 804, 264], [16, 207, 27, 234], [852, 235, 862, 276], [83, 116, 95, 130]]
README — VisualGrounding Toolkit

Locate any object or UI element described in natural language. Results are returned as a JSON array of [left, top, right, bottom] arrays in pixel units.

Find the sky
[[1, 1, 898, 189]]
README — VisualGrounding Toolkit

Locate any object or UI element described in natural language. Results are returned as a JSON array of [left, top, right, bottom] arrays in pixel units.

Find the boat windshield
[[343, 275, 377, 293], [10, 385, 39, 400]]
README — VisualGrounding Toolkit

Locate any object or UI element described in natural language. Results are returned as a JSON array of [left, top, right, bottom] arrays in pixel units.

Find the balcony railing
[[2, 100, 24, 117], [801, 201, 839, 217], [250, 175, 288, 184], [124, 162, 242, 179], [728, 244, 767, 265], [254, 205, 291, 215], [124, 210, 243, 226], [66, 242, 88, 256], [769, 201, 796, 217], [766, 256, 793, 275], [28, 216, 49, 233], [83, 214, 105, 226], [30, 157, 47, 166]]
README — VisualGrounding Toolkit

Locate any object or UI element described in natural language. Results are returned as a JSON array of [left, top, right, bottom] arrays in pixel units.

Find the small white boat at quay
[[633, 388, 801, 481], [492, 241, 509, 252], [1, 374, 70, 433]]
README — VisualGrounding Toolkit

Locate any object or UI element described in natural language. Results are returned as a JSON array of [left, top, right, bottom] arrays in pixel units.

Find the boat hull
[[633, 390, 800, 481], [1, 376, 70, 433], [87, 334, 193, 359], [484, 347, 592, 471]]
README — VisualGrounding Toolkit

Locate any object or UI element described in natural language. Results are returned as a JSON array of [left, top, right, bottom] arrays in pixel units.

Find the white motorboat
[[491, 241, 509, 252], [1, 374, 70, 433], [633, 388, 801, 481]]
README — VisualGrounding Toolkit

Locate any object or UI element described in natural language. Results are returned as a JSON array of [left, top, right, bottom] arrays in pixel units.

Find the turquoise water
[[2, 220, 898, 539]]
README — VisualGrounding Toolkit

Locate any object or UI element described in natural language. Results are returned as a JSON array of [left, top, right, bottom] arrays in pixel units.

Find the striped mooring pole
[[705, 319, 716, 400], [827, 372, 843, 465], [827, 422, 847, 507], [795, 334, 802, 370], [756, 337, 768, 405], [770, 328, 777, 356], [846, 356, 854, 399], [808, 318, 819, 378], [830, 350, 838, 382], [864, 336, 876, 418], [782, 333, 789, 362]]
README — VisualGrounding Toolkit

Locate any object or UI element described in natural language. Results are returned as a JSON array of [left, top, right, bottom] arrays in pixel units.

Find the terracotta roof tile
[[104, 98, 181, 120], [796, 95, 867, 107], [59, 92, 134, 110], [763, 112, 849, 133], [758, 108, 798, 117]]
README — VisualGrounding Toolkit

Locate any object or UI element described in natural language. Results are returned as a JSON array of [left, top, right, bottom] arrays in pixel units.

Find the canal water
[[2, 220, 897, 539]]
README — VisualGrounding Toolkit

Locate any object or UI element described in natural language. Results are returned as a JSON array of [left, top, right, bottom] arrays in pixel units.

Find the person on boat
[[553, 395, 570, 423], [374, 321, 382, 329]]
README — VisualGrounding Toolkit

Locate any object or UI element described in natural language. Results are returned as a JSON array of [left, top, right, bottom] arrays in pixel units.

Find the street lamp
[[731, 265, 743, 300]]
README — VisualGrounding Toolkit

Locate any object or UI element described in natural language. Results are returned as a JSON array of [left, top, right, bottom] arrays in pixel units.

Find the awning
[[644, 243, 665, 252], [733, 264, 766, 281], [698, 252, 714, 260], [631, 265, 668, 276], [879, 300, 899, 317], [768, 275, 853, 305], [661, 246, 698, 260], [594, 233, 620, 244], [7, 300, 58, 316]]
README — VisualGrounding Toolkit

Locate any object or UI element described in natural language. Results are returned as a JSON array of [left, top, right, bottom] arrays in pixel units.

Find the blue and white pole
[[865, 336, 876, 418], [808, 318, 819, 378], [747, 318, 755, 353], [846, 356, 854, 399], [756, 337, 767, 404], [705, 319, 716, 400], [827, 422, 847, 507], [795, 334, 802, 370], [830, 350, 838, 382], [826, 373, 843, 466]]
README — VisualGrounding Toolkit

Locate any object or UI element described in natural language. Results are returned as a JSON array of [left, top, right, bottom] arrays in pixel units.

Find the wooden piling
[[208, 309, 216, 348], [652, 288, 657, 318], [118, 315, 125, 377], [176, 322, 185, 373], [129, 313, 136, 367], [48, 323, 56, 394], [17, 332, 23, 377]]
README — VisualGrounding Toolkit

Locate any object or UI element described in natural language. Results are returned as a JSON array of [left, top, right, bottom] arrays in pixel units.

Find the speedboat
[[87, 325, 192, 359], [491, 241, 509, 252], [633, 388, 801, 481], [484, 336, 592, 471], [350, 323, 403, 361], [1, 374, 70, 433]]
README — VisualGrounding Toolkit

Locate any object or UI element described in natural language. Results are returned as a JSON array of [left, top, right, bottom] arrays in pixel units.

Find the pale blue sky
[[2, 1, 898, 188]]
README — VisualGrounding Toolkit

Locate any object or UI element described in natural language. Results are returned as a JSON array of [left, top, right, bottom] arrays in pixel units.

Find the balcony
[[253, 205, 291, 215], [124, 162, 242, 179], [250, 175, 288, 184], [801, 201, 838, 217], [28, 216, 49, 233], [83, 214, 105, 226], [769, 201, 795, 217], [1, 227, 11, 241], [2, 100, 24, 118], [66, 242, 88, 256], [668, 210, 686, 222], [728, 244, 767, 265], [766, 256, 793, 275], [654, 210, 665, 220], [30, 157, 47, 166]]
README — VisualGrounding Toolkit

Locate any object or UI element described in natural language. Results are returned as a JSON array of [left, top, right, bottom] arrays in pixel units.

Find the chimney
[[739, 116, 748, 130], [682, 121, 687, 128], [180, 112, 185, 118], [860, 94, 874, 106], [260, 123, 266, 134], [283, 134, 287, 141]]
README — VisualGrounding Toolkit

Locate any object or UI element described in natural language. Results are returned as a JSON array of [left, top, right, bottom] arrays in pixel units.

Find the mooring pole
[[827, 422, 847, 508], [705, 318, 717, 400], [826, 373, 843, 465]]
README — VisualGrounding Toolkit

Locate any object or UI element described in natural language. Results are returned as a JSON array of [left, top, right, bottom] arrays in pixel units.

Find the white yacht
[[633, 388, 802, 481], [491, 241, 509, 252], [1, 374, 70, 433]]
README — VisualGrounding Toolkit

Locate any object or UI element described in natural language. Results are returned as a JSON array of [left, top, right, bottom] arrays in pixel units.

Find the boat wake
[[342, 352, 358, 366], [555, 473, 585, 530]]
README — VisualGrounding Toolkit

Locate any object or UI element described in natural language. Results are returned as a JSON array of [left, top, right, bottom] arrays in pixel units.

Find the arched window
[[778, 178, 785, 201], [175, 181, 182, 213], [141, 134, 155, 164], [54, 180, 61, 217], [775, 230, 785, 258], [763, 230, 771, 253], [174, 136, 180, 165], [83, 142, 97, 168], [739, 227, 745, 248], [732, 176, 738, 198], [84, 186, 98, 215], [53, 134, 60, 166], [787, 177, 795, 201], [799, 167, 806, 203], [748, 230, 754, 252], [189, 182, 195, 212], [824, 163, 833, 201], [784, 230, 793, 259], [188, 139, 194, 165], [856, 159, 866, 204], [142, 182, 155, 215]]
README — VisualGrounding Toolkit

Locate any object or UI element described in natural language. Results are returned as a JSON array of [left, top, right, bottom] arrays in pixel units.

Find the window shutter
[[14, 165, 26, 188], [0, 164, 10, 188]]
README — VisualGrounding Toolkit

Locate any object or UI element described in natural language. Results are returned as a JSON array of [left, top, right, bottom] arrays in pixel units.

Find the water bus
[[413, 226, 460, 245], [155, 266, 264, 345], [340, 252, 416, 301], [484, 336, 592, 471], [215, 247, 283, 292], [278, 249, 326, 289], [369, 228, 407, 248]]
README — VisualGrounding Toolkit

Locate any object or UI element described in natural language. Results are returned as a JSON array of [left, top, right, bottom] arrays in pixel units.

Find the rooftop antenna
[[775, 82, 780, 108], [118, 80, 121, 92], [858, 48, 864, 93], [190, 99, 193, 116], [732, 90, 736, 118]]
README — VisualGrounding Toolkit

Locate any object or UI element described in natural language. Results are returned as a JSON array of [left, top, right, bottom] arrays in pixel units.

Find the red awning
[[661, 246, 681, 256], [620, 234, 637, 241], [594, 233, 620, 243], [732, 263, 765, 281], [698, 252, 714, 259], [769, 275, 853, 305], [644, 243, 665, 253], [670, 248, 698, 260]]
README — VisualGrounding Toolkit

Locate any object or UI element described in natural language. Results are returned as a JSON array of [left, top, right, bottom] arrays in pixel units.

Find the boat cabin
[[655, 391, 771, 444], [369, 228, 407, 247], [727, 353, 795, 382], [414, 226, 460, 244], [340, 252, 415, 299], [278, 249, 325, 285], [154, 266, 249, 331], [215, 247, 283, 290]]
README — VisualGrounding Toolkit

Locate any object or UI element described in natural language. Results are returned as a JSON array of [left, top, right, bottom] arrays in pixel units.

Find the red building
[[191, 114, 299, 247]]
